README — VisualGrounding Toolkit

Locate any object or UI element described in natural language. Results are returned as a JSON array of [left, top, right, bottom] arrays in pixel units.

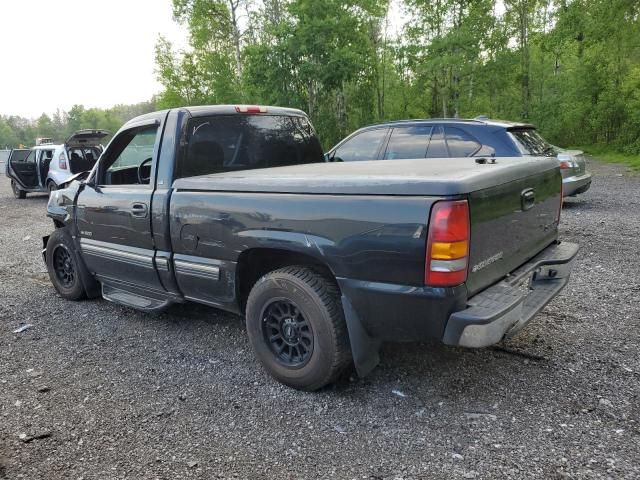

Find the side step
[[102, 284, 174, 313]]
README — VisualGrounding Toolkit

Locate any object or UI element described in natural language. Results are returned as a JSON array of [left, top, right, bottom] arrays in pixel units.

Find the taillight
[[235, 105, 267, 113], [425, 200, 470, 287], [559, 160, 570, 169], [557, 177, 564, 222], [58, 152, 67, 170]]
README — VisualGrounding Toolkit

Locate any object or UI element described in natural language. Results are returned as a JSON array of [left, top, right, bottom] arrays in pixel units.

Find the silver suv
[[6, 130, 109, 198]]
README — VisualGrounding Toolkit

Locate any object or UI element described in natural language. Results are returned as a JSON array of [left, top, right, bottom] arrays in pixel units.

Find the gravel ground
[[1, 160, 639, 479]]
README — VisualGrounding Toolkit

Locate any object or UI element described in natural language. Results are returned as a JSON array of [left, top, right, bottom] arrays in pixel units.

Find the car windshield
[[509, 128, 558, 156]]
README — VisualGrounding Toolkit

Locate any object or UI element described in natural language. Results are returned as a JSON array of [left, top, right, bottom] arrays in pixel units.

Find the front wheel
[[245, 266, 352, 390], [45, 229, 86, 300], [11, 180, 26, 199]]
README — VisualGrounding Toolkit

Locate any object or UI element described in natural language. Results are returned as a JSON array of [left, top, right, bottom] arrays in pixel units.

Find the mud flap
[[341, 295, 381, 377]]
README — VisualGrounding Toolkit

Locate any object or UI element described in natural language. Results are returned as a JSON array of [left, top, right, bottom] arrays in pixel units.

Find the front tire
[[246, 266, 352, 391], [11, 180, 26, 199], [46, 229, 86, 300]]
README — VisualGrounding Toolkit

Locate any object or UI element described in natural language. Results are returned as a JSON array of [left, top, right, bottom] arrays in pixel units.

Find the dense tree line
[[2, 0, 637, 154], [0, 101, 156, 149], [156, 0, 640, 151]]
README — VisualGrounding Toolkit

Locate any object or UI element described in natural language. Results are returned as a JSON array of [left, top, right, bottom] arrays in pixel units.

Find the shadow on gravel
[[8, 194, 49, 201], [54, 272, 561, 404], [562, 198, 590, 209], [161, 301, 244, 332]]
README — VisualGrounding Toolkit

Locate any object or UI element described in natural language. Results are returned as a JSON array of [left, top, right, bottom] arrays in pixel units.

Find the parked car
[[5, 129, 109, 198], [325, 118, 592, 197], [43, 105, 577, 390]]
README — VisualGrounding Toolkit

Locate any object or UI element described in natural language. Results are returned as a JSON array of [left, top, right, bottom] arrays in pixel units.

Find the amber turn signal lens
[[430, 240, 469, 260]]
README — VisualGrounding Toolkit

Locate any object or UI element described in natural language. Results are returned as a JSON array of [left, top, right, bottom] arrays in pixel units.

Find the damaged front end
[[43, 178, 85, 261]]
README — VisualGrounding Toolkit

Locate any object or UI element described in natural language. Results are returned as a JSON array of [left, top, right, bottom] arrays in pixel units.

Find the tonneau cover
[[173, 156, 559, 196]]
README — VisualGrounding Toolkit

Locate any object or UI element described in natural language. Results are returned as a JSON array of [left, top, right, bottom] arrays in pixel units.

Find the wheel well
[[236, 248, 336, 312]]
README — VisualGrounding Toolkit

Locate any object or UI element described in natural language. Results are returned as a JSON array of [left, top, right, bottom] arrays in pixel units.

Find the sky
[[0, 0, 187, 118]]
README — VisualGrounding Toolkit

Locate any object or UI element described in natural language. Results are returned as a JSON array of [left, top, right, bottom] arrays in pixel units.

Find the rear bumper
[[442, 241, 579, 347], [562, 172, 591, 196]]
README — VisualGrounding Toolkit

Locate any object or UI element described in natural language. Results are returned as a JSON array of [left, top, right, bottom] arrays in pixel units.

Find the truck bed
[[173, 156, 559, 196]]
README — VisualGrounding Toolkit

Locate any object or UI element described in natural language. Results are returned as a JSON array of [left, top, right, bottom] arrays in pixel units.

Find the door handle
[[521, 188, 535, 211], [131, 202, 148, 218]]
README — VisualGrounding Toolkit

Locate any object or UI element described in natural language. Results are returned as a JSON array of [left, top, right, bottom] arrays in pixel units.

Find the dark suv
[[325, 118, 591, 197]]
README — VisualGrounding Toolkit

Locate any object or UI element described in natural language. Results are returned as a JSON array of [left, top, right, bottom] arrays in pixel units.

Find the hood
[[65, 129, 110, 148]]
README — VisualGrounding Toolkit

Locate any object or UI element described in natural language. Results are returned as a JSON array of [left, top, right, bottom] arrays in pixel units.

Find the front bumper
[[442, 241, 579, 347], [562, 172, 592, 196]]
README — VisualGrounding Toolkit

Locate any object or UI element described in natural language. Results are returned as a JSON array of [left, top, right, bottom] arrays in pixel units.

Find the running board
[[102, 284, 173, 313]]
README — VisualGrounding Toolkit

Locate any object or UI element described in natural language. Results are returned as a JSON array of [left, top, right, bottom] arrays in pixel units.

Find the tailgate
[[465, 166, 562, 296]]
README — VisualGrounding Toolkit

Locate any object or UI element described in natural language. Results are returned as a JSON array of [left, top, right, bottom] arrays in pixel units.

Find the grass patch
[[570, 145, 640, 170]]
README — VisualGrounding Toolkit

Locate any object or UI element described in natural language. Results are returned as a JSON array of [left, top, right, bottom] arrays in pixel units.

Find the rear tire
[[46, 229, 86, 300], [245, 266, 352, 391], [11, 180, 26, 199], [47, 181, 57, 194]]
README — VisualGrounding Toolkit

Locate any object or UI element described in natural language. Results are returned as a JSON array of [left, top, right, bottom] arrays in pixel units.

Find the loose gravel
[[0, 160, 639, 479]]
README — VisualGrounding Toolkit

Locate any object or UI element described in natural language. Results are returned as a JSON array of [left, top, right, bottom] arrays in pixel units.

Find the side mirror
[[323, 152, 331, 162]]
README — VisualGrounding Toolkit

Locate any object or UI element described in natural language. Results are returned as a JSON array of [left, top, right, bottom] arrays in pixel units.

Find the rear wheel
[[46, 229, 86, 300], [11, 180, 26, 199], [246, 266, 352, 390], [47, 181, 57, 194]]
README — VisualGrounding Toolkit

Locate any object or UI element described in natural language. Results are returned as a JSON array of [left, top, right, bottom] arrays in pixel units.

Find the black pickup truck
[[44, 105, 578, 390]]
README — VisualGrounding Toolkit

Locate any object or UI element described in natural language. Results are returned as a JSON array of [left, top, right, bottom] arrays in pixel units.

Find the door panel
[[75, 120, 165, 294], [76, 186, 164, 292], [9, 150, 38, 188]]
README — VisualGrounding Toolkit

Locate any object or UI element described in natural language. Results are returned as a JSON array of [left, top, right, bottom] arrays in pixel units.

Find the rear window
[[176, 115, 323, 179], [509, 129, 557, 156]]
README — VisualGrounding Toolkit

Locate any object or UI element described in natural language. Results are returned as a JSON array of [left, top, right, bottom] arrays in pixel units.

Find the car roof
[[32, 144, 62, 149], [361, 117, 535, 130]]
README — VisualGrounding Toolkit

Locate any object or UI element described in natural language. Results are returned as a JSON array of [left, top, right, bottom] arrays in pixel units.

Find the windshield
[[176, 114, 323, 179], [509, 128, 558, 156]]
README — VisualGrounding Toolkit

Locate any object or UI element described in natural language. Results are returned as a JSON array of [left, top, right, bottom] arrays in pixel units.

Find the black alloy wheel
[[45, 228, 87, 300], [261, 299, 314, 367], [52, 244, 76, 288]]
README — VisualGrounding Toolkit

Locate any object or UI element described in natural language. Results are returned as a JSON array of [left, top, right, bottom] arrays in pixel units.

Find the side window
[[41, 150, 53, 162], [383, 126, 432, 160], [444, 127, 481, 157], [99, 126, 158, 186], [333, 129, 388, 162], [426, 127, 448, 158], [24, 150, 36, 163]]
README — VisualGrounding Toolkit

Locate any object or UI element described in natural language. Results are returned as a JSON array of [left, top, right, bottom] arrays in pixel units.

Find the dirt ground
[[0, 159, 638, 479]]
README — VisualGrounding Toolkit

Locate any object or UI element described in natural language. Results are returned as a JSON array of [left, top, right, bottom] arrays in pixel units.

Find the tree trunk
[[229, 0, 243, 81], [520, 0, 531, 120]]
